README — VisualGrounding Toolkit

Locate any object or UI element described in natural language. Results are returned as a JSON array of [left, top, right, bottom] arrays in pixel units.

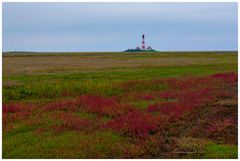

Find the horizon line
[[3, 50, 238, 53]]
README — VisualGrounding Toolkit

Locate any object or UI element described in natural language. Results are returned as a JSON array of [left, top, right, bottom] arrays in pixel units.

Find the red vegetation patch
[[3, 103, 35, 119], [3, 103, 23, 113], [147, 102, 186, 118], [44, 100, 79, 112], [211, 72, 237, 84], [44, 95, 134, 117], [158, 90, 178, 99], [178, 88, 213, 106], [148, 88, 214, 118], [150, 73, 238, 119], [51, 113, 94, 132], [155, 102, 182, 117], [4, 72, 237, 148], [165, 73, 237, 91], [136, 93, 155, 101], [3, 103, 35, 132], [78, 95, 134, 117], [147, 103, 160, 113], [104, 111, 168, 139]]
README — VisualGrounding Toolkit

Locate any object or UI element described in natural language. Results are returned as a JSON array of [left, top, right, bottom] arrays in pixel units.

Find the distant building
[[135, 46, 141, 50], [146, 46, 153, 51]]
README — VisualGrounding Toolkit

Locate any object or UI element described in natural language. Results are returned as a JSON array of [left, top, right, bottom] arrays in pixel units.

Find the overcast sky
[[3, 3, 238, 52]]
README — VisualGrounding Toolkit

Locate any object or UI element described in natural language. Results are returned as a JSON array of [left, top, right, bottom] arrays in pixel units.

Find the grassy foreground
[[2, 52, 238, 158]]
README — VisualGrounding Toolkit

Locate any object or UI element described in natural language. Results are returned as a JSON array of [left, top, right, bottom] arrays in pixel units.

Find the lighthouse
[[124, 34, 156, 52], [142, 34, 145, 50]]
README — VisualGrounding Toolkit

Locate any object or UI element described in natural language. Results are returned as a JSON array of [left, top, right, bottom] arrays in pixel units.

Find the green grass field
[[2, 51, 238, 158]]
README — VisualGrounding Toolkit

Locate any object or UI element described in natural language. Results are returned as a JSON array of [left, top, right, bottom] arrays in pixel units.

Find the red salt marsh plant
[[78, 95, 134, 117], [166, 75, 224, 91], [148, 88, 215, 118], [147, 103, 161, 113], [158, 90, 178, 99], [3, 103, 35, 120], [3, 103, 23, 113], [44, 99, 79, 112], [159, 87, 213, 103], [104, 110, 167, 139], [3, 103, 36, 131], [2, 113, 12, 132], [51, 113, 94, 132], [147, 102, 184, 118], [44, 95, 134, 117], [211, 72, 237, 84], [178, 88, 214, 106], [135, 93, 155, 101]]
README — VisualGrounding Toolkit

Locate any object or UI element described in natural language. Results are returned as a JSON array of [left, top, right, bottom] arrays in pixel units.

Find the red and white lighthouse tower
[[142, 34, 145, 50]]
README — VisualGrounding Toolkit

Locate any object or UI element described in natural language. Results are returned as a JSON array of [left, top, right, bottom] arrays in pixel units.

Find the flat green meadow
[[3, 52, 237, 103]]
